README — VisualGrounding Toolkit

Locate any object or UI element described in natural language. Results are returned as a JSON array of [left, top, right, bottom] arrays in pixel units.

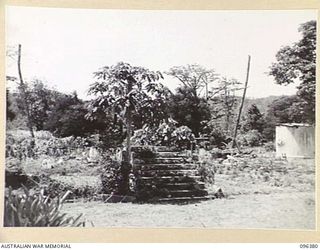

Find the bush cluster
[[99, 158, 135, 196], [42, 178, 98, 200], [6, 130, 103, 161], [237, 130, 262, 147], [131, 121, 195, 149]]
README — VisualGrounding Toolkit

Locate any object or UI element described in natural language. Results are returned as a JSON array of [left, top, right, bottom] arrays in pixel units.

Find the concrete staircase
[[133, 146, 211, 203]]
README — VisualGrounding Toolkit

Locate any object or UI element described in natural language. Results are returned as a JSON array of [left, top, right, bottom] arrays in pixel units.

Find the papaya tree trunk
[[125, 111, 132, 164]]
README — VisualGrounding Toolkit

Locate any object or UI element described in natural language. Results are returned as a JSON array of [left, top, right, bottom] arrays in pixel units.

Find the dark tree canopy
[[269, 20, 316, 123], [168, 86, 211, 137], [10, 80, 59, 130], [262, 95, 303, 141], [242, 104, 265, 134], [265, 95, 303, 124]]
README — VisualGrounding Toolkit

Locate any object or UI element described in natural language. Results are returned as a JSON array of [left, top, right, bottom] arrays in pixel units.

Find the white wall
[[275, 125, 315, 158]]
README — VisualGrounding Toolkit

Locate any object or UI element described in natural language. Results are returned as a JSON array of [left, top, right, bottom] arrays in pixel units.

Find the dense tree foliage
[[87, 62, 170, 161], [7, 82, 123, 146], [168, 86, 210, 137], [265, 95, 303, 124], [44, 94, 91, 137], [242, 104, 265, 134], [261, 95, 303, 141], [19, 80, 58, 130], [269, 20, 316, 123]]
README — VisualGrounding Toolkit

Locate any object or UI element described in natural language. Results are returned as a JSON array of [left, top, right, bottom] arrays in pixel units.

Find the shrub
[[209, 128, 229, 148], [198, 164, 215, 184], [100, 158, 134, 195], [264, 141, 276, 152], [237, 130, 262, 147], [171, 126, 195, 149], [154, 121, 177, 146], [262, 126, 275, 142], [4, 185, 85, 227], [131, 126, 155, 146], [131, 121, 195, 149], [198, 149, 215, 184], [42, 178, 98, 200]]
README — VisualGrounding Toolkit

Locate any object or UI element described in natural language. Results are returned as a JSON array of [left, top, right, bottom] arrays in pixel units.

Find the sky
[[5, 6, 317, 100]]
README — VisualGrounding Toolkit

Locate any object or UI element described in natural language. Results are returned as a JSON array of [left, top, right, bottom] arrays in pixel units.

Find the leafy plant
[[4, 185, 85, 227], [198, 164, 215, 184], [208, 128, 229, 149], [87, 62, 170, 164], [242, 104, 265, 133], [154, 120, 177, 146], [100, 158, 134, 195], [237, 130, 262, 147], [171, 126, 195, 149], [131, 125, 155, 146], [264, 141, 276, 152], [131, 121, 195, 149], [43, 179, 98, 200], [167, 85, 211, 136]]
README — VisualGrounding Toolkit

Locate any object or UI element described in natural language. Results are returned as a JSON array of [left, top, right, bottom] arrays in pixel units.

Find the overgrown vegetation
[[4, 185, 85, 227]]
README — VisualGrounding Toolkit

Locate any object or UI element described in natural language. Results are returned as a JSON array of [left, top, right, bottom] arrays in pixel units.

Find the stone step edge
[[133, 163, 199, 167], [154, 196, 214, 203], [138, 169, 199, 173], [139, 176, 202, 180], [140, 181, 206, 186]]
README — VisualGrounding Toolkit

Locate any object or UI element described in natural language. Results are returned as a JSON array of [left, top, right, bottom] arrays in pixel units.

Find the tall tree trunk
[[120, 81, 134, 195], [232, 55, 251, 149], [118, 111, 132, 195], [125, 111, 132, 164], [17, 44, 35, 139]]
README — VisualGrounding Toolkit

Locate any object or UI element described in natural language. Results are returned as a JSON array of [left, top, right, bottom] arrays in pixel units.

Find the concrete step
[[135, 187, 208, 201], [155, 151, 198, 159], [155, 196, 213, 203], [133, 157, 195, 164], [132, 147, 209, 203], [134, 163, 199, 171], [138, 169, 199, 177], [155, 151, 187, 157], [154, 146, 178, 152], [138, 182, 206, 190], [138, 175, 202, 183], [164, 189, 208, 198]]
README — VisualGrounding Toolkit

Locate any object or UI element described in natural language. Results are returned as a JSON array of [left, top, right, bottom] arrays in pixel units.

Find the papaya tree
[[87, 62, 170, 163]]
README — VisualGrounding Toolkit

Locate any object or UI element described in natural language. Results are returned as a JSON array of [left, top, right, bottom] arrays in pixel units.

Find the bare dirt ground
[[61, 155, 315, 229]]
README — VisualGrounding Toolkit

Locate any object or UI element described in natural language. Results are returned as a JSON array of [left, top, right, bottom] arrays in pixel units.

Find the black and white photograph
[[4, 6, 316, 229]]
